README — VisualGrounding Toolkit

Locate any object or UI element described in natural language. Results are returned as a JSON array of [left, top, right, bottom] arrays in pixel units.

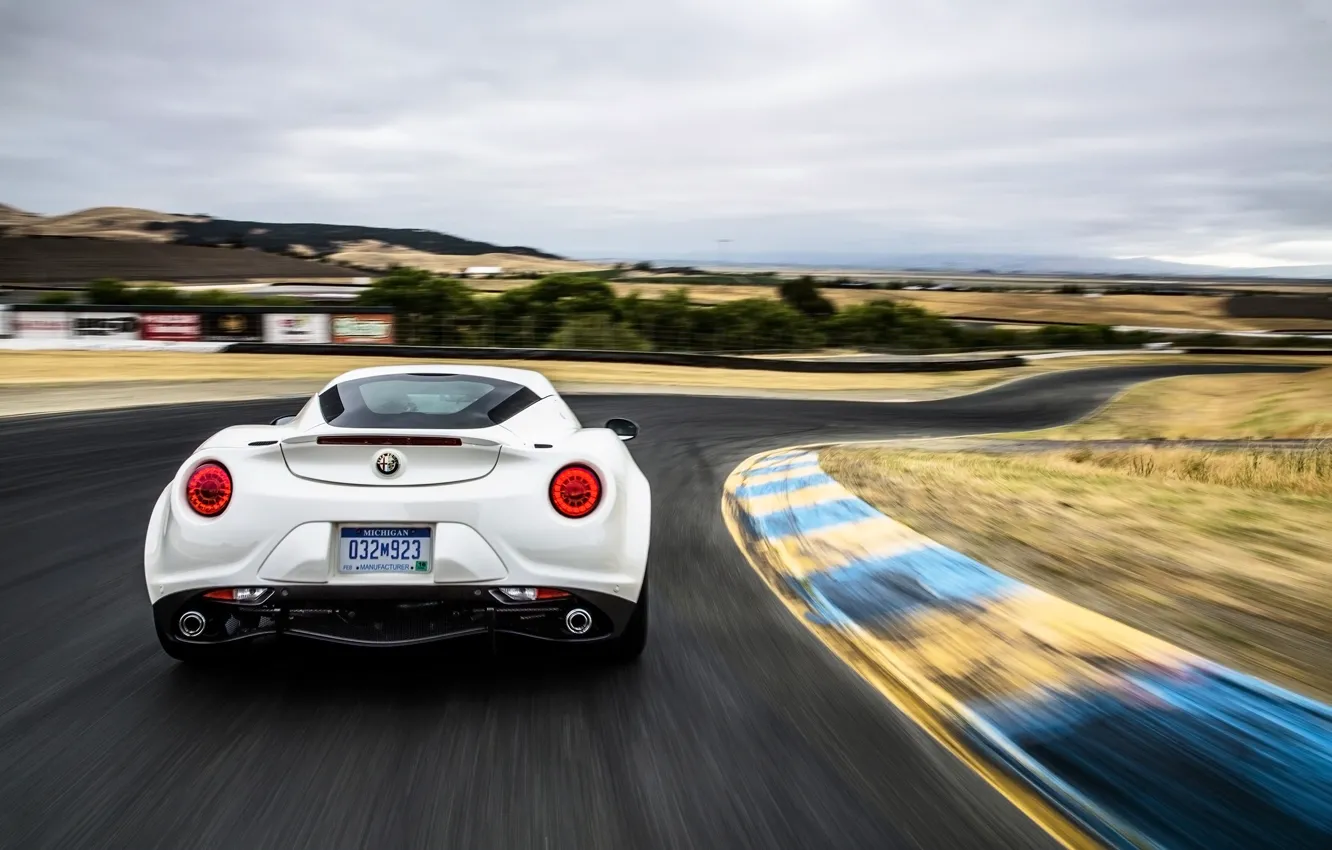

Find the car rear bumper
[[152, 584, 639, 651]]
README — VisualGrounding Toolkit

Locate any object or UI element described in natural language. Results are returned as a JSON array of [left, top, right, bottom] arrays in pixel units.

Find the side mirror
[[605, 417, 639, 441], [270, 415, 297, 426]]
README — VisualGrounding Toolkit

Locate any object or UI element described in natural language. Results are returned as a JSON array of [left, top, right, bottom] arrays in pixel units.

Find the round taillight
[[185, 462, 232, 517], [550, 464, 601, 518]]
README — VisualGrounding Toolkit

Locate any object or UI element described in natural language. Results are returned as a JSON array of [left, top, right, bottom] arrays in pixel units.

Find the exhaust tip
[[178, 610, 206, 638], [565, 608, 592, 635]]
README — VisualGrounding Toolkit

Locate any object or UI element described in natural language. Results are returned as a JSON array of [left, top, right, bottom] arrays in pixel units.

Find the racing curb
[[721, 448, 1332, 850]]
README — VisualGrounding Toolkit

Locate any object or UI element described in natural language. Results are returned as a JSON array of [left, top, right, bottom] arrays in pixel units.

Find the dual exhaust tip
[[181, 606, 593, 639], [565, 608, 592, 635], [178, 610, 206, 638]]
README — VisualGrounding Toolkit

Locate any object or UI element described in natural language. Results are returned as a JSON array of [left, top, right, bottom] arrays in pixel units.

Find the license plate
[[339, 527, 432, 573]]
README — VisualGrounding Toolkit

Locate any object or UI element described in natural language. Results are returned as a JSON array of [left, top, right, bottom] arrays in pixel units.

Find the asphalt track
[[0, 363, 1314, 850]]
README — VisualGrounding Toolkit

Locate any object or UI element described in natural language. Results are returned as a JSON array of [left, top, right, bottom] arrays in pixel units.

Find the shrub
[[778, 276, 835, 318], [87, 278, 127, 304], [548, 314, 651, 351]]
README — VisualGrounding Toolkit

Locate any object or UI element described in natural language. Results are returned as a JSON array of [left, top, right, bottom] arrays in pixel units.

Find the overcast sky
[[2, 0, 1330, 265]]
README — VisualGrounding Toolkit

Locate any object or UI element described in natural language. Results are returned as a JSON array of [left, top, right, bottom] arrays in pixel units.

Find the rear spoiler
[[280, 433, 503, 448]]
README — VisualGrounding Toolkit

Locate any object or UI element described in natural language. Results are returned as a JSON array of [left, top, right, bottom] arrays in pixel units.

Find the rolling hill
[[0, 204, 600, 284]]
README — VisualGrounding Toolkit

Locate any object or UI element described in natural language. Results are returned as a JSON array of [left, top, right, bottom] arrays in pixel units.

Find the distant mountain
[[0, 204, 566, 263], [148, 218, 562, 260], [1235, 264, 1332, 280], [646, 251, 1332, 281]]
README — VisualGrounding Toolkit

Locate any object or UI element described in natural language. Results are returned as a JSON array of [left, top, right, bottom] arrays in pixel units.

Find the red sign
[[140, 313, 202, 341], [331, 314, 394, 344]]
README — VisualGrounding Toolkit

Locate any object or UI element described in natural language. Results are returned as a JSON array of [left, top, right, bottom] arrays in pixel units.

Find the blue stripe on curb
[[970, 666, 1332, 850], [748, 498, 882, 539], [749, 458, 824, 475], [805, 545, 1025, 626], [735, 472, 834, 499]]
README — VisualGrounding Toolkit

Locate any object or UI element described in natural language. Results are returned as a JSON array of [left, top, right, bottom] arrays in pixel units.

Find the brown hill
[[0, 203, 587, 282], [0, 204, 42, 229], [326, 241, 603, 274], [4, 206, 206, 241]]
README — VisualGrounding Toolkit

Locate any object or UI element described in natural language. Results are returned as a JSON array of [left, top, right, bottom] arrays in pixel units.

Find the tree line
[[350, 268, 1153, 352], [53, 270, 1328, 352]]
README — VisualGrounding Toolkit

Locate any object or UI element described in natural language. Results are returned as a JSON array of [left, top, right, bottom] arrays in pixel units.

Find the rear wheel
[[602, 573, 648, 663]]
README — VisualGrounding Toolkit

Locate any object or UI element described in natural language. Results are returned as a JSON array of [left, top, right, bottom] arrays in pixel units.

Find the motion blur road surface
[[0, 364, 1309, 850]]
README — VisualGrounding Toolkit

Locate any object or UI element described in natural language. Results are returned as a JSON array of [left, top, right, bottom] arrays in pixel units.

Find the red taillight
[[186, 462, 232, 517], [550, 464, 601, 518]]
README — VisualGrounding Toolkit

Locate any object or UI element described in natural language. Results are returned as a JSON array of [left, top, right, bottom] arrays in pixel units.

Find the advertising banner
[[13, 311, 72, 339], [0, 305, 11, 338], [74, 312, 140, 339], [331, 314, 394, 344], [201, 312, 263, 342], [140, 313, 202, 341], [263, 313, 332, 344]]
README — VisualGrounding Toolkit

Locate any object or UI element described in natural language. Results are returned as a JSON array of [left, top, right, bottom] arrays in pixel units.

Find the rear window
[[319, 374, 543, 429]]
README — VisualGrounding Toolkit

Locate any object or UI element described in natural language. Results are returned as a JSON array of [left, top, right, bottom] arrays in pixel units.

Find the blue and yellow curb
[[722, 447, 1332, 850]]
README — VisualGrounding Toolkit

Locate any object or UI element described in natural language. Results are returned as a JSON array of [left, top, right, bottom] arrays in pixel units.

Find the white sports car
[[144, 364, 651, 663]]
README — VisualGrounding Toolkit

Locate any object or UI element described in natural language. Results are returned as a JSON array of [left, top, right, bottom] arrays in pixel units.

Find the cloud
[[1, 0, 1330, 264]]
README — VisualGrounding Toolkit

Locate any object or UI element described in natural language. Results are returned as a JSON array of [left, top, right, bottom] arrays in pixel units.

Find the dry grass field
[[0, 350, 1015, 395], [1, 351, 1320, 395], [822, 444, 1332, 702], [1021, 367, 1332, 440], [885, 289, 1332, 330], [466, 279, 1332, 332]]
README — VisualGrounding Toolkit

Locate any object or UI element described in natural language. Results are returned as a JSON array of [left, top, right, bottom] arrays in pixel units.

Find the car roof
[[321, 364, 558, 397]]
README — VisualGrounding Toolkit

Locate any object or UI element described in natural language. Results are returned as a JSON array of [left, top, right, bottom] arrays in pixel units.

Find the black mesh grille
[[286, 603, 489, 645]]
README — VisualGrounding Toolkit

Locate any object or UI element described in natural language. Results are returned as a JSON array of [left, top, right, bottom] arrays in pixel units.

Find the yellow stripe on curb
[[738, 481, 849, 517]]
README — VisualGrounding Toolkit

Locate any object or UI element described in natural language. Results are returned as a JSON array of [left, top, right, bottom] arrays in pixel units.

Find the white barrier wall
[[141, 313, 203, 341], [2, 309, 392, 344], [74, 312, 140, 339], [263, 313, 332, 344], [13, 311, 73, 338], [330, 313, 394, 344]]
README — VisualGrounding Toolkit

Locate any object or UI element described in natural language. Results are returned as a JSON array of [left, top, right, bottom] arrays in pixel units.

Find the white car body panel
[[144, 365, 650, 627]]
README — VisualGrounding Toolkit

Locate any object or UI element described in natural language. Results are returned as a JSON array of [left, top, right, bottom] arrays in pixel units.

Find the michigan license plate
[[339, 527, 432, 573]]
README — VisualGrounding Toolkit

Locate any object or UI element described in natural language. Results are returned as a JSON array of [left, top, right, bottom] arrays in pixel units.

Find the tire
[[603, 572, 648, 663], [155, 620, 239, 666]]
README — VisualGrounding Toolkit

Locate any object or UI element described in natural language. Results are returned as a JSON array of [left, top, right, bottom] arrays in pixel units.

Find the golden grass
[[0, 351, 1011, 393], [821, 445, 1332, 702], [1024, 366, 1332, 440], [463, 280, 1332, 332], [884, 290, 1310, 330], [0, 351, 1323, 399]]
